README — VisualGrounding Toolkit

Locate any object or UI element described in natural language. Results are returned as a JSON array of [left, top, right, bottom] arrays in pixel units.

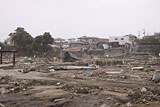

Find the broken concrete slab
[[100, 90, 129, 101], [51, 65, 97, 70], [141, 87, 147, 93], [132, 67, 144, 70], [0, 103, 5, 107], [105, 71, 122, 74], [100, 90, 128, 97], [34, 89, 70, 99]]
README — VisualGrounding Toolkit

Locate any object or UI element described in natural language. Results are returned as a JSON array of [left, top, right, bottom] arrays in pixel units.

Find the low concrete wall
[[136, 45, 160, 54]]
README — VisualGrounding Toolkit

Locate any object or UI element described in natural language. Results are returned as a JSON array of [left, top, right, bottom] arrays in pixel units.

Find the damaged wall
[[134, 45, 160, 55], [104, 48, 129, 57]]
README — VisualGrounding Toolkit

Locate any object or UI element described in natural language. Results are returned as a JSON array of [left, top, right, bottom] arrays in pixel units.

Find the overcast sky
[[0, 0, 160, 41]]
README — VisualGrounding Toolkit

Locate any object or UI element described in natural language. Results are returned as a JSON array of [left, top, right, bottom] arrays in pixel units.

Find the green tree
[[32, 32, 54, 56], [12, 27, 33, 56], [0, 42, 4, 49]]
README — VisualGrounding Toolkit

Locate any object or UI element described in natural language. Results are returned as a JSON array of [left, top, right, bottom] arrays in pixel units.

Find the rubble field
[[0, 58, 160, 107]]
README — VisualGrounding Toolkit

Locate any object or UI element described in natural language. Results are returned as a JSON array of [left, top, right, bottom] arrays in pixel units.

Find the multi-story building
[[109, 34, 137, 46]]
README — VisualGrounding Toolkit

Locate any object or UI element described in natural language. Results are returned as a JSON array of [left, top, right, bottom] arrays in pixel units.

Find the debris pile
[[129, 86, 160, 105], [0, 75, 32, 94], [0, 54, 159, 106]]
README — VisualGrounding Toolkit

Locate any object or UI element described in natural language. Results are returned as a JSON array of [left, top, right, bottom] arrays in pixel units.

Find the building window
[[121, 38, 124, 40], [115, 38, 118, 40]]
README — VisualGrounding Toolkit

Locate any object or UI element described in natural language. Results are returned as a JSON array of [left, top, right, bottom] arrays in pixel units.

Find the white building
[[109, 36, 132, 45], [54, 38, 66, 44], [67, 38, 76, 43]]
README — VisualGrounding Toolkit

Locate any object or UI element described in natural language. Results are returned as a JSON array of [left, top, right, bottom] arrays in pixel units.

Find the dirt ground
[[0, 61, 160, 107]]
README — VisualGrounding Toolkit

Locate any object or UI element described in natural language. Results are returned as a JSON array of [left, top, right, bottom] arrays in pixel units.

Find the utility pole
[[143, 29, 145, 37], [138, 31, 140, 38]]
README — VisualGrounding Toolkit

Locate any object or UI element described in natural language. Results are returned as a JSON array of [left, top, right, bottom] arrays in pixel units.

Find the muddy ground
[[0, 62, 160, 107]]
